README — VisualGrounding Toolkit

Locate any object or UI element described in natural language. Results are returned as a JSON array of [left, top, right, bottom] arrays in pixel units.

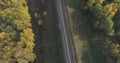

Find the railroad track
[[55, 0, 77, 63]]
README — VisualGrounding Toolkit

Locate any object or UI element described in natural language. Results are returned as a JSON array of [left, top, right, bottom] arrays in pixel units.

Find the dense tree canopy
[[0, 0, 36, 63]]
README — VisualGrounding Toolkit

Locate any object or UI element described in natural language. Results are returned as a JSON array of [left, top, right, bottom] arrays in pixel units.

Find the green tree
[[113, 10, 120, 35], [90, 5, 114, 35]]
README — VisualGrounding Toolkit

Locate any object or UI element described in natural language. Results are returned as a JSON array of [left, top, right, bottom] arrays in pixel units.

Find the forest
[[0, 0, 36, 63], [78, 0, 120, 63]]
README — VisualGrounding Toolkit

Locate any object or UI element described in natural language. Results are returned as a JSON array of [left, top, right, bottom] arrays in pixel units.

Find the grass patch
[[66, 0, 94, 63], [42, 0, 64, 63]]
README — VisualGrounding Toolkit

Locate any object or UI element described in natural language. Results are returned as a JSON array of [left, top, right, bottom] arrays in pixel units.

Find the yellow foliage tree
[[0, 32, 6, 39], [111, 43, 120, 57], [0, 0, 36, 63], [96, 0, 104, 4], [87, 0, 95, 7], [104, 3, 119, 16]]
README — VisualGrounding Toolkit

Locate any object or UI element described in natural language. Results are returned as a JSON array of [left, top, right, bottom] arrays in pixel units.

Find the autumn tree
[[0, 0, 36, 63], [87, 0, 105, 7]]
